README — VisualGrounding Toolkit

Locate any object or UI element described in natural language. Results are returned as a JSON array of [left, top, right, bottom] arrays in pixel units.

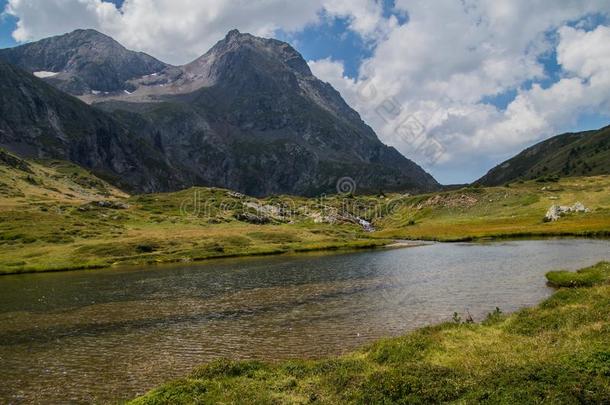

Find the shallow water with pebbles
[[1, 239, 608, 403]]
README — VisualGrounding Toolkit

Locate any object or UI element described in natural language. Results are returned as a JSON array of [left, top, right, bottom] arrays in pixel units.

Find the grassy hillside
[[0, 149, 127, 207], [478, 125, 610, 186], [376, 176, 610, 241], [0, 149, 389, 274], [1, 149, 609, 274], [130, 262, 610, 404]]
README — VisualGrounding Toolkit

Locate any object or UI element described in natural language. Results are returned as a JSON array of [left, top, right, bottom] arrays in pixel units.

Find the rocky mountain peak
[[225, 29, 243, 39], [0, 29, 168, 95], [60, 28, 118, 45], [202, 29, 313, 77]]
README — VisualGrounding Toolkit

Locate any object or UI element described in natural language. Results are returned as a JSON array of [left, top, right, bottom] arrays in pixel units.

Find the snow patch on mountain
[[33, 71, 59, 78]]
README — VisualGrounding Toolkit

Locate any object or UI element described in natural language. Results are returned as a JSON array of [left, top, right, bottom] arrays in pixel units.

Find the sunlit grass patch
[[547, 262, 610, 287]]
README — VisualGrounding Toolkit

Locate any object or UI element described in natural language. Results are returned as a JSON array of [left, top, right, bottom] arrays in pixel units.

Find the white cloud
[[467, 24, 610, 153], [309, 57, 359, 101], [558, 25, 610, 79], [320, 0, 399, 41], [311, 1, 610, 182]]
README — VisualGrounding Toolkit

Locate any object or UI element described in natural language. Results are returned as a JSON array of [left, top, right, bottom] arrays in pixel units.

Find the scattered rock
[[79, 200, 130, 211], [227, 191, 245, 199], [572, 202, 589, 212], [544, 205, 561, 222], [309, 209, 374, 231], [243, 201, 294, 222], [94, 200, 130, 209], [235, 212, 270, 224], [544, 202, 590, 222], [244, 202, 281, 217], [311, 211, 335, 224]]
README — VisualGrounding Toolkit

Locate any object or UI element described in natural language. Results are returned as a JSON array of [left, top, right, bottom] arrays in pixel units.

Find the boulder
[[235, 212, 270, 224], [572, 202, 589, 213], [95, 200, 130, 209], [544, 202, 589, 222], [545, 205, 561, 222]]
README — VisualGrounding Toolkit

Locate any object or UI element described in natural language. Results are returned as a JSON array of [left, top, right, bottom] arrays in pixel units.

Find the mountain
[[0, 58, 189, 192], [0, 29, 439, 196], [477, 125, 610, 186], [0, 29, 168, 95]]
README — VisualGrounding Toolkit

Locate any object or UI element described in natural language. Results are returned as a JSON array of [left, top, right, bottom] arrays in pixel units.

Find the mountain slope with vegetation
[[0, 58, 189, 192], [0, 148, 126, 207], [0, 149, 390, 274], [478, 125, 610, 186], [376, 175, 610, 241]]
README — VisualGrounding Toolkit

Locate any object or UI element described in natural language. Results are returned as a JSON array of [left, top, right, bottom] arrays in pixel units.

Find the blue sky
[[0, 0, 16, 48], [276, 0, 406, 78], [1, 0, 609, 184]]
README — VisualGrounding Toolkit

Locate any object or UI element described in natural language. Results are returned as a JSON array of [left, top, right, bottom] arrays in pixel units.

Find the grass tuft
[[546, 262, 610, 287]]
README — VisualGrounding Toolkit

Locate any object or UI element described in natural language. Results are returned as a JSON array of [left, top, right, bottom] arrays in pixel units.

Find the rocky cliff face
[[0, 59, 188, 192], [0, 29, 440, 196]]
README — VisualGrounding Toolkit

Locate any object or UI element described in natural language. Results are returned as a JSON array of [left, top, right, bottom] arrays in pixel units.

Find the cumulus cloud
[[320, 0, 401, 41], [558, 25, 610, 79], [311, 0, 610, 182]]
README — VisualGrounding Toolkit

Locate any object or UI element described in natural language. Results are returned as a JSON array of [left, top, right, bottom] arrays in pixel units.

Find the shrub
[[136, 243, 157, 253]]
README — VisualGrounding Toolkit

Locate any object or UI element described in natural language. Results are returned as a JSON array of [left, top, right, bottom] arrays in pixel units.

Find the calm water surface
[[0, 239, 609, 403]]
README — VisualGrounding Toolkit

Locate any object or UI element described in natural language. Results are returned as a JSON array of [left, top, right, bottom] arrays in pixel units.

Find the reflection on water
[[0, 239, 608, 403]]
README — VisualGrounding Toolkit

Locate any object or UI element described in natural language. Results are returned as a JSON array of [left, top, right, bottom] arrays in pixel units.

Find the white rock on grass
[[545, 205, 561, 222], [544, 202, 590, 222]]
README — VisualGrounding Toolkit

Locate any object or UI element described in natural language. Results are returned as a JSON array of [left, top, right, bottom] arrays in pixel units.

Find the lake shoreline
[[2, 233, 610, 276], [129, 261, 610, 404]]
